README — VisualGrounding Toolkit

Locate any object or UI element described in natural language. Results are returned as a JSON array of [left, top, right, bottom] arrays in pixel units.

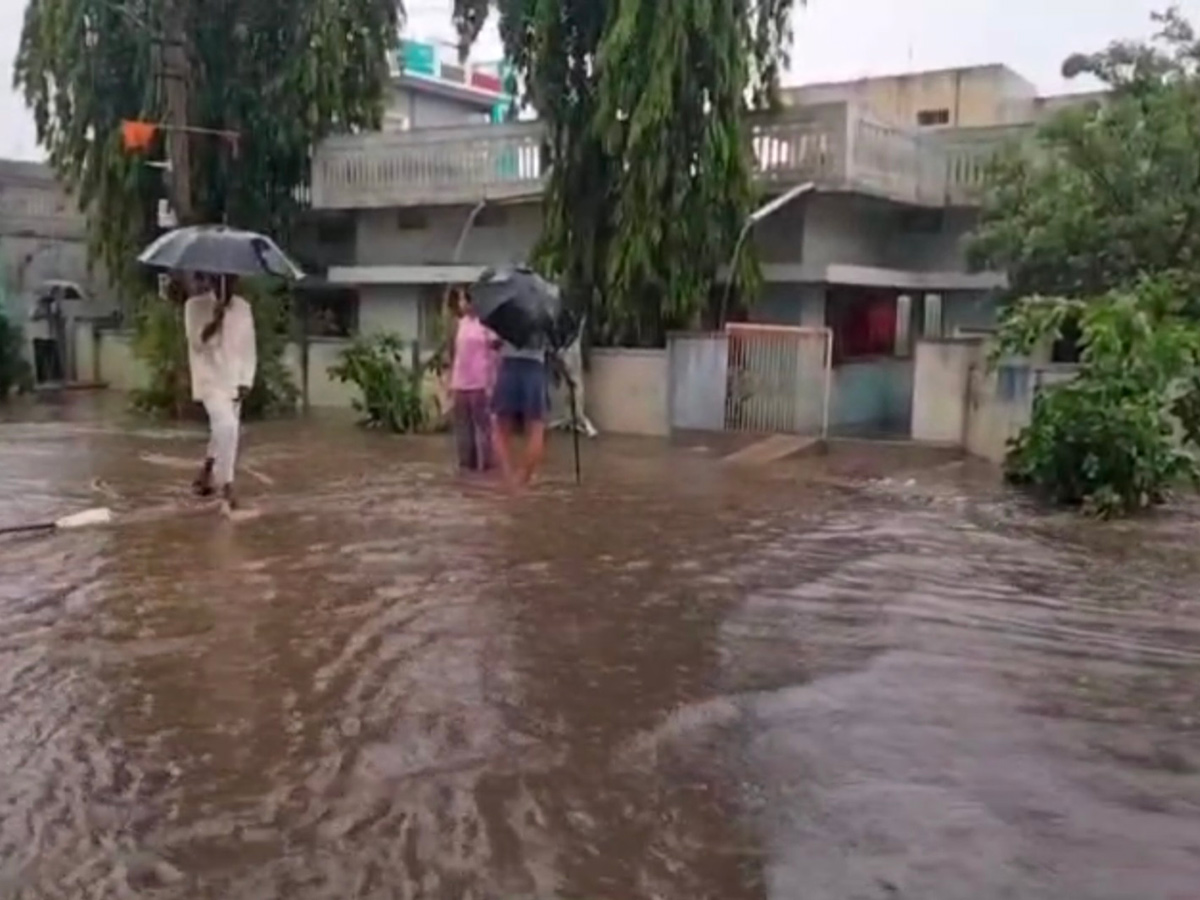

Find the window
[[301, 289, 359, 338], [827, 289, 901, 362], [316, 217, 354, 246], [418, 284, 452, 348], [474, 205, 509, 228], [916, 108, 950, 127], [396, 208, 428, 230]]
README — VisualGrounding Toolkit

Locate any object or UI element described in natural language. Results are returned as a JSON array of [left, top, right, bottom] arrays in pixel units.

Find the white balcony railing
[[313, 121, 545, 208], [311, 106, 1031, 210]]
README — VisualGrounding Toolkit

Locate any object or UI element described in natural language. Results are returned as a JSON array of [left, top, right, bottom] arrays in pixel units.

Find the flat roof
[[784, 63, 1034, 93]]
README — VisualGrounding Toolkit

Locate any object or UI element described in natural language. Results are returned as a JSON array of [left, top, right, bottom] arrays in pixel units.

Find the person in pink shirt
[[447, 287, 499, 472]]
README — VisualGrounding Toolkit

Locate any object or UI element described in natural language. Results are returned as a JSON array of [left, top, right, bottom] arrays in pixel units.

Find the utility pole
[[159, 0, 193, 224]]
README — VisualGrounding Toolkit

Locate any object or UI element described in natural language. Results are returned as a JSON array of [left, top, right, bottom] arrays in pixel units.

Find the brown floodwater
[[3, 395, 1200, 899]]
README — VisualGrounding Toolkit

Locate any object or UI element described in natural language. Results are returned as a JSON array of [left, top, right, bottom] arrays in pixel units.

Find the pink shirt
[[450, 316, 497, 392]]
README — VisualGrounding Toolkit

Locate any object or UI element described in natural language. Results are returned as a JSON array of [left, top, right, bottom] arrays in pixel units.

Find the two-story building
[[305, 61, 1092, 435]]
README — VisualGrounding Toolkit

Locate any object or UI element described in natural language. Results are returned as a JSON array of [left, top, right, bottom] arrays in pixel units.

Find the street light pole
[[718, 181, 815, 326]]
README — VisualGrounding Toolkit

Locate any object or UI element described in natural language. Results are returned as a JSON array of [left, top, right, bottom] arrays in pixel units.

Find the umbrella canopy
[[469, 266, 565, 350], [138, 225, 305, 280]]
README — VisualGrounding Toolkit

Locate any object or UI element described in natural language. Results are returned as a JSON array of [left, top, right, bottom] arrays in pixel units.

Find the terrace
[[311, 102, 1032, 211]]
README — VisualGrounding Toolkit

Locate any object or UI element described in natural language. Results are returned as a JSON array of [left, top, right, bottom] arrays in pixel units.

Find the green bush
[[328, 333, 439, 433], [999, 278, 1200, 517], [240, 282, 299, 419], [130, 294, 194, 418], [1006, 379, 1196, 516], [131, 280, 298, 419], [0, 306, 33, 400]]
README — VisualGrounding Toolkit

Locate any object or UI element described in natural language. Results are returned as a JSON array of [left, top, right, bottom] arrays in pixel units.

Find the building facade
[[305, 63, 1096, 435]]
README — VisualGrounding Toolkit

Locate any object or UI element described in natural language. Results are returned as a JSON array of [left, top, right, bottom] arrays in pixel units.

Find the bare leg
[[520, 420, 546, 485], [470, 391, 495, 471], [452, 391, 477, 471], [492, 416, 518, 490], [203, 395, 242, 512]]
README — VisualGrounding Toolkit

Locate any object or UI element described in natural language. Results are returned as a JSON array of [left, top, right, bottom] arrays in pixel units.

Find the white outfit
[[27, 300, 55, 341], [184, 292, 256, 488]]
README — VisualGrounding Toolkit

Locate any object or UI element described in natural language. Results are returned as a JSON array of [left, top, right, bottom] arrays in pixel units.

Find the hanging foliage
[[453, 0, 797, 347], [14, 0, 401, 295]]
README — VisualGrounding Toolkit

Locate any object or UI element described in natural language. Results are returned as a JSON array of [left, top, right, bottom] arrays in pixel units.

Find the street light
[[718, 181, 815, 325]]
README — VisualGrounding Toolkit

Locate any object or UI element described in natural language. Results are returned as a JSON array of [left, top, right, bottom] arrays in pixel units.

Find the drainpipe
[[719, 181, 815, 326]]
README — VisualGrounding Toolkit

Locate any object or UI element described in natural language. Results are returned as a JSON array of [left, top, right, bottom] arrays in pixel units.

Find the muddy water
[[2, 398, 1200, 899]]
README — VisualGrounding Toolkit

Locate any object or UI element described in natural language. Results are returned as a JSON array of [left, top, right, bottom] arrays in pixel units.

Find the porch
[[730, 266, 1005, 438]]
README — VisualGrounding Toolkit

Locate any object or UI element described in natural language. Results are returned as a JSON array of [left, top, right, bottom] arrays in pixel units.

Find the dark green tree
[[453, 0, 796, 347], [15, 0, 400, 416], [970, 7, 1200, 305], [14, 0, 401, 292], [975, 9, 1200, 515]]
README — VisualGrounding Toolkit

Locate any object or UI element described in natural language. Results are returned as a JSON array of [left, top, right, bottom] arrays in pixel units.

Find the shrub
[[0, 305, 33, 400], [130, 294, 194, 418], [328, 333, 442, 433], [998, 278, 1200, 517]]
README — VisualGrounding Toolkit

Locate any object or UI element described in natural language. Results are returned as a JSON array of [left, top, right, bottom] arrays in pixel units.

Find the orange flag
[[121, 120, 158, 152]]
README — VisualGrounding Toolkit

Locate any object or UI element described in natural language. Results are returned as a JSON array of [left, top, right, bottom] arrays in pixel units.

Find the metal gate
[[668, 324, 832, 437]]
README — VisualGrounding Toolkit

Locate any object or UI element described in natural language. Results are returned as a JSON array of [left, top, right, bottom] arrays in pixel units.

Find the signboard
[[470, 70, 503, 93], [398, 40, 436, 76]]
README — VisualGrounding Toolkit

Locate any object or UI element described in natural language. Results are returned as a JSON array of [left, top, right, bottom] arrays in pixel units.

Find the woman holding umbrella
[[185, 273, 256, 512], [138, 225, 304, 513], [469, 267, 562, 489]]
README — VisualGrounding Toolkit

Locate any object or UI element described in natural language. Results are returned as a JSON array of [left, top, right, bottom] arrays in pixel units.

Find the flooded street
[[3, 397, 1200, 899]]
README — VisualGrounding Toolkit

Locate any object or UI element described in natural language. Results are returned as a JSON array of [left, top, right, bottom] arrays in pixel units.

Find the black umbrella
[[138, 225, 305, 280], [469, 266, 563, 350]]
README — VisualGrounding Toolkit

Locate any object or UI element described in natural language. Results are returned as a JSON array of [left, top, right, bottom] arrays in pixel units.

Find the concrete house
[[307, 61, 1097, 435], [0, 159, 120, 385], [297, 38, 514, 343]]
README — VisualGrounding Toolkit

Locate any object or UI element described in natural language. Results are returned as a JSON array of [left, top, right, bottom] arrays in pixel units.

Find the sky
[[2, 0, 1197, 160]]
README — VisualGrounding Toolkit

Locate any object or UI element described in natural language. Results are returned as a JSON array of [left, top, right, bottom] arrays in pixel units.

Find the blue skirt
[[492, 357, 547, 424]]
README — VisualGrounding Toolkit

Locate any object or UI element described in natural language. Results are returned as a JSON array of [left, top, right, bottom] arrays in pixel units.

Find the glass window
[[302, 290, 359, 338]]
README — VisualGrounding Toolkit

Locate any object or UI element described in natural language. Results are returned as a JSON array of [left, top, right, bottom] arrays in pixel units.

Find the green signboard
[[398, 40, 436, 76]]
